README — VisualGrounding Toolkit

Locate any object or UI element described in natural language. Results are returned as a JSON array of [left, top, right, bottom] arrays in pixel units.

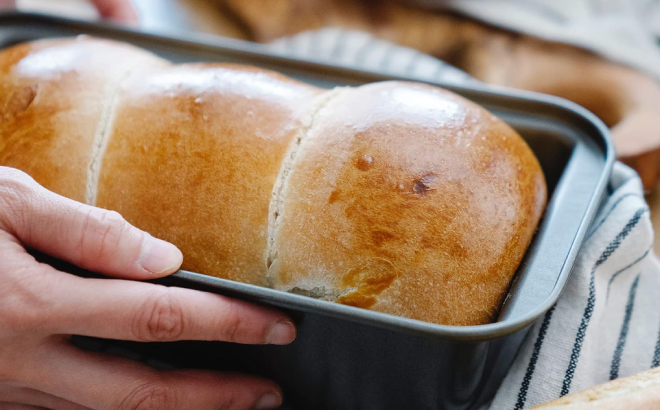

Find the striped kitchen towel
[[491, 162, 660, 409], [265, 28, 660, 409]]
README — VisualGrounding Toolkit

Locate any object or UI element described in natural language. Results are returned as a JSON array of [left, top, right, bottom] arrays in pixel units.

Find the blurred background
[[17, 0, 249, 38]]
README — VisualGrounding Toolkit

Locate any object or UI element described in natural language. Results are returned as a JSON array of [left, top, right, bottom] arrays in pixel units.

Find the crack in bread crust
[[265, 88, 347, 286], [85, 65, 142, 206]]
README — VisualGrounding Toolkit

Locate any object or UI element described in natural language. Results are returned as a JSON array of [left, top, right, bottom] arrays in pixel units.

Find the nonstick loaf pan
[[0, 12, 615, 410]]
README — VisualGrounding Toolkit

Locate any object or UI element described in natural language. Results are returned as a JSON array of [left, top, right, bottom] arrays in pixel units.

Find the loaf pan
[[0, 12, 615, 410]]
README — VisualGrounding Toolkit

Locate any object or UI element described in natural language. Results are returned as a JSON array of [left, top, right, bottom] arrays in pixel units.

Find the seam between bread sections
[[85, 65, 139, 206], [265, 87, 347, 286]]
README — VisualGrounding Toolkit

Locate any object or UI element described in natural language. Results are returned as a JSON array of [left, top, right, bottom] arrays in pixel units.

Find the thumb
[[88, 0, 139, 25], [0, 0, 15, 10], [0, 167, 182, 279]]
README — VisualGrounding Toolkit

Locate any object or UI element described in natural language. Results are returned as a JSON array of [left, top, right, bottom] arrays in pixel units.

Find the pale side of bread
[[0, 36, 167, 202], [532, 367, 660, 409], [266, 88, 347, 280], [0, 37, 547, 325], [270, 82, 546, 325]]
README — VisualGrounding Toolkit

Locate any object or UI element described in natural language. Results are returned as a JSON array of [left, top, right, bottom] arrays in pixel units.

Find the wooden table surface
[[17, 0, 660, 256]]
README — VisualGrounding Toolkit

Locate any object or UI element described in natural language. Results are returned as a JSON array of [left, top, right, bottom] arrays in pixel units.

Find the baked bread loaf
[[0, 36, 546, 326], [531, 367, 660, 409]]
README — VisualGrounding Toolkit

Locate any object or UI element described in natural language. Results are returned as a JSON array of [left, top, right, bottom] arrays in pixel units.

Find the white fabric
[[407, 0, 660, 81], [490, 162, 660, 409], [266, 28, 660, 409], [267, 28, 474, 84]]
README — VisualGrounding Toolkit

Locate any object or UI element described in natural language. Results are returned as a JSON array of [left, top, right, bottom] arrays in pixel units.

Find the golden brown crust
[[532, 367, 660, 409], [96, 63, 321, 284], [0, 36, 165, 202], [0, 37, 546, 324], [271, 82, 546, 325]]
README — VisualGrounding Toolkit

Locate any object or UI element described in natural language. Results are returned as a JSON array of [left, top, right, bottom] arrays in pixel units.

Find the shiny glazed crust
[[97, 64, 321, 285], [271, 83, 546, 325], [0, 37, 166, 202], [0, 37, 547, 325]]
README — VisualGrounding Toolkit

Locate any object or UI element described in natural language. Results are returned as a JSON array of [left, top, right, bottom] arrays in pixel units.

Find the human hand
[[0, 167, 292, 410], [0, 0, 139, 25]]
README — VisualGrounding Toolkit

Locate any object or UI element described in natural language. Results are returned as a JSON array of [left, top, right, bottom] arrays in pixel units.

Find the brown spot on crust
[[413, 173, 438, 195], [4, 85, 37, 119], [338, 293, 378, 309], [371, 230, 394, 247], [328, 189, 340, 204], [337, 258, 397, 309], [344, 203, 364, 218], [356, 154, 374, 171]]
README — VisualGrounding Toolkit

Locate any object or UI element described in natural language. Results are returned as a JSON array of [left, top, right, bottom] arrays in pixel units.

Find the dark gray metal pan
[[0, 12, 614, 410]]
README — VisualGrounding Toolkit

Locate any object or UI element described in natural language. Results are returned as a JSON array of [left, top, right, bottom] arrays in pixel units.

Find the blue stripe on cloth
[[329, 30, 348, 60], [308, 30, 323, 56], [433, 61, 449, 80], [561, 207, 648, 396], [610, 274, 641, 380], [616, 174, 640, 190], [586, 193, 643, 241], [404, 51, 422, 75], [606, 247, 651, 300], [653, 321, 660, 368], [509, 0, 569, 23], [284, 37, 296, 53], [379, 43, 396, 70], [514, 304, 557, 410], [354, 36, 378, 66]]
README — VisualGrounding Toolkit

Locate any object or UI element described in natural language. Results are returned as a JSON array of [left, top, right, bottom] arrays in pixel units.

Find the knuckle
[[97, 211, 128, 254], [0, 263, 52, 334], [0, 167, 35, 192], [118, 382, 177, 410], [79, 208, 131, 261], [132, 289, 186, 342], [217, 390, 243, 410], [217, 395, 236, 410], [0, 167, 37, 232], [220, 299, 246, 343]]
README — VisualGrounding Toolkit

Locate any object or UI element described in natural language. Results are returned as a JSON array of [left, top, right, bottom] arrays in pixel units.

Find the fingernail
[[139, 235, 183, 275], [254, 390, 282, 410], [266, 320, 296, 345]]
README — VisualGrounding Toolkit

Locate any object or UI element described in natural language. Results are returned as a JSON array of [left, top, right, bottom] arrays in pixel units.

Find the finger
[[89, 0, 139, 25], [0, 404, 47, 410], [28, 341, 283, 410], [0, 167, 182, 279], [47, 271, 296, 344], [0, 385, 91, 410], [0, 0, 15, 10]]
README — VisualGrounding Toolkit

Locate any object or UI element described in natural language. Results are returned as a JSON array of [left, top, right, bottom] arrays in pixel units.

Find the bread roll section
[[0, 37, 547, 325], [96, 64, 321, 285], [270, 82, 546, 325], [0, 37, 165, 202]]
